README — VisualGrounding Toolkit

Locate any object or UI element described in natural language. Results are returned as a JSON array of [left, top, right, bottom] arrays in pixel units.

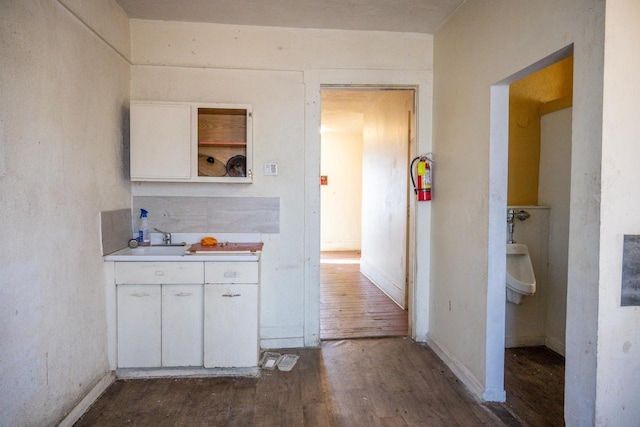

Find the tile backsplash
[[132, 196, 280, 234], [100, 208, 132, 255]]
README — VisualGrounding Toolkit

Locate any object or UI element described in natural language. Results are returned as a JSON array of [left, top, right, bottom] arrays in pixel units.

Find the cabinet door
[[162, 284, 203, 367], [130, 102, 191, 180], [117, 284, 161, 368], [204, 284, 259, 368]]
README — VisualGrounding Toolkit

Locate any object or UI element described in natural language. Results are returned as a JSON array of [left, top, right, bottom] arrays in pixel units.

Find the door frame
[[303, 69, 432, 346], [486, 45, 574, 400]]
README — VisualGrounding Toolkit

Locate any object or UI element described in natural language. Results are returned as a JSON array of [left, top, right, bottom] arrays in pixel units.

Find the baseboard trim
[[505, 335, 545, 348], [360, 259, 404, 308], [545, 336, 566, 357], [116, 367, 259, 379], [425, 335, 486, 402], [58, 371, 115, 427], [261, 337, 305, 349]]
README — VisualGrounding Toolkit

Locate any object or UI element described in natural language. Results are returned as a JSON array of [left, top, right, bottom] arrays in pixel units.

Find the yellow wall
[[508, 56, 573, 205]]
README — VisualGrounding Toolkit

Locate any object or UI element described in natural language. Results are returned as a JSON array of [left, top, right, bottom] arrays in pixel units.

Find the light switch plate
[[264, 162, 278, 176]]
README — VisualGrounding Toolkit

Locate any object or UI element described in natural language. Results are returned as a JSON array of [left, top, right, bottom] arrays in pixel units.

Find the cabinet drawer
[[115, 262, 203, 285], [204, 262, 258, 284]]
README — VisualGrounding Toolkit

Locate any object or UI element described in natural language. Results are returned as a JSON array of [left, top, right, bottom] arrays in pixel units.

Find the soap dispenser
[[138, 209, 150, 246]]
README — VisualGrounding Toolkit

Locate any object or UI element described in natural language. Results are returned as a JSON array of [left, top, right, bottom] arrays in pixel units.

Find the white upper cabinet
[[130, 101, 253, 183]]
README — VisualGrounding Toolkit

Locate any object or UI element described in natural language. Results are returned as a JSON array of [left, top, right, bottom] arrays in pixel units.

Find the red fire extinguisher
[[411, 155, 432, 201]]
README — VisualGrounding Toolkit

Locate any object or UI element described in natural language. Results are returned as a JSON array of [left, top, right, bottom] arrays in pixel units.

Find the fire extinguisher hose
[[410, 156, 421, 194]]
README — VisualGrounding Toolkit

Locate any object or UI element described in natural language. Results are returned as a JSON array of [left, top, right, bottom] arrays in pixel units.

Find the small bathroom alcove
[[504, 55, 573, 357], [505, 206, 550, 347]]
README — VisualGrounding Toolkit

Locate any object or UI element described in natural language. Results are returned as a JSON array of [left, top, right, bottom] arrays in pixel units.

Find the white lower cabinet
[[117, 283, 204, 368], [114, 259, 259, 370], [162, 284, 203, 367], [204, 284, 259, 368], [117, 284, 162, 368]]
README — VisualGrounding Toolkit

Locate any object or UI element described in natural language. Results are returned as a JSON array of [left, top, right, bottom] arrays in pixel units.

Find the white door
[[162, 284, 204, 367], [203, 284, 259, 368], [117, 284, 161, 368]]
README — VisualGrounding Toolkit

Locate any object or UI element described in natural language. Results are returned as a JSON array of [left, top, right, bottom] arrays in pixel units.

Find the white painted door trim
[[303, 69, 432, 346]]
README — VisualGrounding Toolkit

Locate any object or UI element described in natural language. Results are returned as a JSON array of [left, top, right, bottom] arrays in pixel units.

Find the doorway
[[488, 46, 573, 415], [319, 87, 414, 340]]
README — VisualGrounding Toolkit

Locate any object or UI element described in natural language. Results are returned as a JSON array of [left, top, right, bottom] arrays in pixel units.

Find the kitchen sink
[[110, 245, 190, 257]]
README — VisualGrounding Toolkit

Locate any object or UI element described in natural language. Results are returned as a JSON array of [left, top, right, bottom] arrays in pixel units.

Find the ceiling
[[115, 0, 465, 34]]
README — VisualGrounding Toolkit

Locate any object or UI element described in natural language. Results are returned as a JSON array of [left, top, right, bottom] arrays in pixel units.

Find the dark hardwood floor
[[75, 338, 506, 426], [319, 252, 564, 426], [320, 251, 408, 340], [501, 346, 565, 426]]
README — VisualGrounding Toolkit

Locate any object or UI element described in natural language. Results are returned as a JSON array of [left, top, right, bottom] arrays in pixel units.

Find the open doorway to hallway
[[319, 87, 414, 340]]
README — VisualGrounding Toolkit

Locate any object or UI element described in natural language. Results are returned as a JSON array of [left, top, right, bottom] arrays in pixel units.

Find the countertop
[[104, 243, 262, 262]]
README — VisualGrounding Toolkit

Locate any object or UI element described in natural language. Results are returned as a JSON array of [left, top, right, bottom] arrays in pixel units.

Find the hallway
[[320, 251, 408, 340]]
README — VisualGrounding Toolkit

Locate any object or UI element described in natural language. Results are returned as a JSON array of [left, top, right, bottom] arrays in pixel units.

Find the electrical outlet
[[264, 162, 278, 176]]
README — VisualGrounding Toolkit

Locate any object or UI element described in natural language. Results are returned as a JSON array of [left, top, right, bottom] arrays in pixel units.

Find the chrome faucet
[[153, 228, 172, 245], [507, 209, 515, 244], [506, 208, 531, 244]]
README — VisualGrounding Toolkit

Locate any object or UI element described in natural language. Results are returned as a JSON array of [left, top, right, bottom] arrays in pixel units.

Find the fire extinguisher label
[[418, 162, 431, 189], [413, 156, 432, 201]]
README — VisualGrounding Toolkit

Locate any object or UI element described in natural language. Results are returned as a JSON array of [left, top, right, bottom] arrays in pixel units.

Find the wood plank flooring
[[75, 337, 506, 426], [321, 251, 408, 340], [501, 346, 565, 426]]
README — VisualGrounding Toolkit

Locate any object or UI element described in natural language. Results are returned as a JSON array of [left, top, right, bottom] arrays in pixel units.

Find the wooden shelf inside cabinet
[[197, 106, 250, 178], [198, 108, 247, 144], [198, 141, 247, 147]]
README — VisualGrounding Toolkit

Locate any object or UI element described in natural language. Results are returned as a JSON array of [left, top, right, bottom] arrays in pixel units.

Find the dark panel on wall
[[621, 235, 640, 306]]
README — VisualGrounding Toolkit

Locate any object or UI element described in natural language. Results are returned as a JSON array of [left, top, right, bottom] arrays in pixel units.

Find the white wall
[[597, 1, 640, 424], [360, 91, 413, 307], [540, 108, 572, 356], [433, 0, 604, 421], [321, 129, 363, 251], [0, 0, 131, 424], [129, 19, 433, 347]]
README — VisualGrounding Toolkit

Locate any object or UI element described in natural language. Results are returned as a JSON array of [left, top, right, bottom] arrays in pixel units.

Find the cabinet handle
[[130, 292, 150, 297], [154, 271, 165, 276], [222, 293, 241, 297], [224, 271, 237, 278], [174, 292, 193, 297]]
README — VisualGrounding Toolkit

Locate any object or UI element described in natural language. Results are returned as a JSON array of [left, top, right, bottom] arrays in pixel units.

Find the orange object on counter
[[201, 236, 218, 246]]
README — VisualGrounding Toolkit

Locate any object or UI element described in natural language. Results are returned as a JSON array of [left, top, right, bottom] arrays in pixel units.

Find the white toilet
[[506, 243, 536, 305]]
